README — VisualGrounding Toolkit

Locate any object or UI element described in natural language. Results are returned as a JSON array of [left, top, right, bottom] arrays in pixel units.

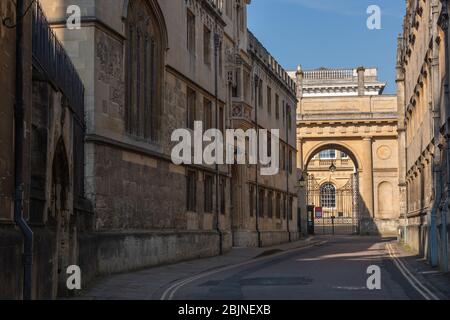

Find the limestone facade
[[397, 0, 450, 271], [292, 67, 401, 235], [29, 0, 300, 294]]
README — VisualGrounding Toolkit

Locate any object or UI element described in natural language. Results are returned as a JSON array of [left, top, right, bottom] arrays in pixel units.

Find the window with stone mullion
[[126, 1, 158, 142]]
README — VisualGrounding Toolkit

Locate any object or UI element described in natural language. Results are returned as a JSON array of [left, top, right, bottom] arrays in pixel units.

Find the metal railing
[[303, 68, 354, 80], [32, 1, 86, 199], [32, 1, 85, 123]]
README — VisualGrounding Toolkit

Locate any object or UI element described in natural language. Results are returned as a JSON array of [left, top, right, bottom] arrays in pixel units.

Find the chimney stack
[[357, 66, 366, 96]]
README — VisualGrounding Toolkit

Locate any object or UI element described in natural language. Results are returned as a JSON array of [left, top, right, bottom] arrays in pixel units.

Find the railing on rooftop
[[303, 69, 354, 80]]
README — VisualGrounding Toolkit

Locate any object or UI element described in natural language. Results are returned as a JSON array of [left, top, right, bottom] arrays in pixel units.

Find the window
[[225, 0, 233, 18], [204, 98, 212, 130], [249, 185, 255, 217], [243, 70, 251, 102], [341, 151, 349, 159], [187, 171, 197, 212], [203, 26, 211, 66], [126, 0, 163, 141], [282, 100, 285, 124], [282, 194, 286, 219], [187, 10, 196, 55], [280, 145, 285, 171], [287, 105, 292, 131], [219, 41, 223, 77], [239, 6, 245, 32], [320, 150, 337, 160], [218, 105, 224, 132], [276, 193, 281, 219], [275, 94, 280, 119], [204, 174, 213, 213], [267, 86, 272, 114], [268, 136, 272, 158], [232, 69, 240, 98], [220, 177, 226, 215], [259, 189, 265, 217], [289, 150, 293, 174], [187, 88, 196, 130], [258, 79, 263, 108], [321, 183, 336, 208], [289, 197, 293, 220], [268, 191, 273, 218]]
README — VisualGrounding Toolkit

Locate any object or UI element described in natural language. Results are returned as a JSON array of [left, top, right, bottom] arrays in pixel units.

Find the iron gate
[[306, 174, 360, 235]]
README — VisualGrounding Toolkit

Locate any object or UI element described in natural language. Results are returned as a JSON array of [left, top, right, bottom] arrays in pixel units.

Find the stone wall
[[78, 230, 231, 286]]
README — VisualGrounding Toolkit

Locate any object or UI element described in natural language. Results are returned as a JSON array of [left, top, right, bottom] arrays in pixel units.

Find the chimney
[[357, 66, 366, 96]]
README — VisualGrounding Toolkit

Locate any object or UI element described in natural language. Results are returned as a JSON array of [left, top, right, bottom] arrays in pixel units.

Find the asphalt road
[[163, 236, 441, 300]]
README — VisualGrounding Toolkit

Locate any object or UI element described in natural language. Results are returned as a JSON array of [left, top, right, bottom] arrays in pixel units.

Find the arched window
[[126, 0, 164, 141], [320, 183, 336, 208]]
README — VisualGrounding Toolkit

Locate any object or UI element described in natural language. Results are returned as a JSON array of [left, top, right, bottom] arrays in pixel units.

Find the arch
[[124, 0, 167, 141], [304, 141, 362, 170], [49, 138, 71, 297], [122, 0, 169, 50]]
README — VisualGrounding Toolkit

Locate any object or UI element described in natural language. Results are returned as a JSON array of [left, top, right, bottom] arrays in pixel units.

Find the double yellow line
[[386, 243, 439, 300]]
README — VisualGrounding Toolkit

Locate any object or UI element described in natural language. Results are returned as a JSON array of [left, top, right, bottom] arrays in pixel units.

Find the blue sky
[[247, 0, 405, 94]]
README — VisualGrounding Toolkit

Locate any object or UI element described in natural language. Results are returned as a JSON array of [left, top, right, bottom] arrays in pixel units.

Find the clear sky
[[247, 0, 406, 94]]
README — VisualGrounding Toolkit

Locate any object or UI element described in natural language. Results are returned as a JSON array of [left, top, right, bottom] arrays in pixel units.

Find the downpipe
[[429, 164, 441, 268], [213, 28, 223, 255], [14, 0, 34, 300], [443, 0, 450, 273], [441, 197, 449, 272]]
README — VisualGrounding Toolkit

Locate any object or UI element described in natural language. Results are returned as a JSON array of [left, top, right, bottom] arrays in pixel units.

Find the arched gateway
[[304, 144, 361, 235], [291, 67, 401, 236]]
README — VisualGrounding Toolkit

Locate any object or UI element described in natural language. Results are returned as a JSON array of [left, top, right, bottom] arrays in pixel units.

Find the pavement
[[75, 236, 322, 300], [74, 236, 450, 300]]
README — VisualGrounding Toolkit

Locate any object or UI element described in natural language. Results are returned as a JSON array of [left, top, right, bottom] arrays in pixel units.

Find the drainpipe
[[214, 24, 223, 255], [285, 101, 291, 242], [254, 72, 261, 248], [14, 0, 34, 300], [442, 0, 450, 272], [429, 168, 441, 268]]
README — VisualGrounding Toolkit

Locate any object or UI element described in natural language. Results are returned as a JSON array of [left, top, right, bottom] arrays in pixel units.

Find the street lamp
[[299, 174, 306, 188]]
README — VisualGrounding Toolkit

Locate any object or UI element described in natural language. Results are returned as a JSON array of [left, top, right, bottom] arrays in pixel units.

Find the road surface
[[161, 236, 442, 300]]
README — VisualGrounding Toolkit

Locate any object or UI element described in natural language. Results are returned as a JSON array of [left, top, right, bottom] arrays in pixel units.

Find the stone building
[[231, 31, 299, 246], [1, 0, 303, 299], [291, 67, 401, 235], [0, 0, 89, 299], [397, 0, 450, 271], [8, 0, 298, 296]]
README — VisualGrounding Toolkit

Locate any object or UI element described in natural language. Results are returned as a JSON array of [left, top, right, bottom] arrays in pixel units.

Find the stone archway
[[303, 143, 362, 235], [48, 139, 71, 297], [300, 140, 377, 234]]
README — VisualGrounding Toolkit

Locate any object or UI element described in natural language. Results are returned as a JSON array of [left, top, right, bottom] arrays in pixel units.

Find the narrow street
[[163, 237, 435, 300], [80, 236, 448, 300]]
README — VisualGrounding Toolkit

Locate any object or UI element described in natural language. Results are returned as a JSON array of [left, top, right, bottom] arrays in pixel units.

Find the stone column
[[296, 138, 304, 170], [360, 137, 374, 224]]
